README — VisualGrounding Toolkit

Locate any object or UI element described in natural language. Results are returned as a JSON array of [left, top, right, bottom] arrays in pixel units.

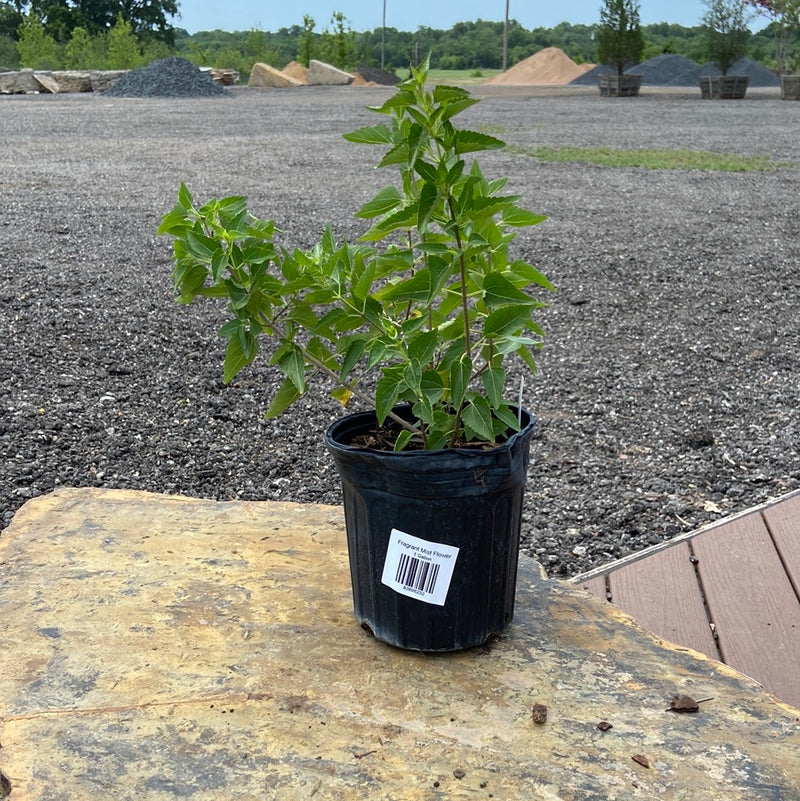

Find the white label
[[381, 528, 460, 606]]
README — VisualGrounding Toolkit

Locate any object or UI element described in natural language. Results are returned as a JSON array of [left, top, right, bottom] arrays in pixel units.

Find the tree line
[[0, 1, 794, 75]]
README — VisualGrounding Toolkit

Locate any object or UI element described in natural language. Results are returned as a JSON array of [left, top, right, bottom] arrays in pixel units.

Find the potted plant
[[158, 58, 553, 652], [595, 0, 646, 96], [699, 0, 754, 98], [747, 0, 800, 98]]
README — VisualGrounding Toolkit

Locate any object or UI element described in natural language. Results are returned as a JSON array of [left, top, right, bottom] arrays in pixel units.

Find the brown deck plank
[[576, 575, 607, 600], [763, 495, 800, 599], [606, 543, 719, 658], [691, 512, 800, 708]]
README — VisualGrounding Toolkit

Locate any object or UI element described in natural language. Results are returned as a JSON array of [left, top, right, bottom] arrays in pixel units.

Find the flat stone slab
[[248, 62, 303, 88], [307, 59, 353, 85], [1, 488, 798, 799]]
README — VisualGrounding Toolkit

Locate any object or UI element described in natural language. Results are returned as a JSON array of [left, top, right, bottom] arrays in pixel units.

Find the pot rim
[[325, 404, 535, 458]]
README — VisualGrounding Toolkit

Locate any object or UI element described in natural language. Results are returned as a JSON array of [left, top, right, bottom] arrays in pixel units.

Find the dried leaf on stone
[[631, 754, 650, 768], [669, 694, 700, 713]]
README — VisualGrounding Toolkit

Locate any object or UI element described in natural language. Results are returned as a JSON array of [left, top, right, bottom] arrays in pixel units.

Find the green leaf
[[278, 347, 307, 393], [454, 130, 505, 154], [393, 429, 415, 452], [450, 356, 471, 409], [462, 397, 495, 442], [355, 185, 402, 219], [414, 159, 439, 184], [484, 305, 536, 337], [377, 143, 410, 169], [178, 182, 194, 209], [493, 402, 522, 433], [210, 247, 229, 282], [420, 369, 445, 404], [157, 206, 190, 235], [340, 338, 368, 378], [407, 330, 438, 365], [266, 376, 302, 418], [483, 273, 537, 307], [502, 207, 548, 228], [359, 204, 416, 241], [375, 269, 432, 303], [222, 328, 257, 384], [417, 180, 438, 230], [343, 124, 393, 144], [185, 231, 217, 261], [507, 261, 557, 291], [481, 366, 505, 408], [375, 375, 401, 425]]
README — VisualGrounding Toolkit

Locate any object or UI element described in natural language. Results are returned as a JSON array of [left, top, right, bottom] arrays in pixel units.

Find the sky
[[173, 1, 769, 35]]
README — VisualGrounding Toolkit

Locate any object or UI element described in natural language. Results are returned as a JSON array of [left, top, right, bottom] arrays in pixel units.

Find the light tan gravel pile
[[486, 46, 594, 86]]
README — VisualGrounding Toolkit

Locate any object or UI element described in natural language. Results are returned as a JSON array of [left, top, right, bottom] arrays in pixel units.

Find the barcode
[[395, 553, 440, 597], [382, 529, 459, 606]]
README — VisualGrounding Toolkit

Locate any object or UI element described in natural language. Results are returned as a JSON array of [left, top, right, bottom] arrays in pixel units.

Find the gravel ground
[[1, 83, 798, 577]]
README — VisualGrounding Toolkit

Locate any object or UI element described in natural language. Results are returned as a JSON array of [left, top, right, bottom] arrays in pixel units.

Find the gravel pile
[[104, 56, 230, 98], [1, 88, 797, 578], [354, 65, 401, 85], [571, 55, 780, 87]]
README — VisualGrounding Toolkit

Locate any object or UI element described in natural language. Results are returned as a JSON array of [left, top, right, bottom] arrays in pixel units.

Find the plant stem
[[446, 197, 472, 362]]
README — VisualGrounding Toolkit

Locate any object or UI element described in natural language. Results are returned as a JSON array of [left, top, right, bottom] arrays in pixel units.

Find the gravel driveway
[[1, 84, 798, 577]]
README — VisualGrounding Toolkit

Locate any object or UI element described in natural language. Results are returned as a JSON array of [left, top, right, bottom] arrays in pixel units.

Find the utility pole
[[502, 0, 509, 72], [382, 0, 386, 70]]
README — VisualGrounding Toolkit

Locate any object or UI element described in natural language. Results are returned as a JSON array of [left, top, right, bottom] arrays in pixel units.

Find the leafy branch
[[159, 57, 553, 450]]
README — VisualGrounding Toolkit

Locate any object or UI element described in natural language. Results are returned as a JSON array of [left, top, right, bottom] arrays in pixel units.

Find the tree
[[64, 23, 93, 66], [106, 11, 141, 67], [0, 3, 25, 40], [16, 12, 60, 67], [298, 13, 314, 66], [746, 0, 800, 70], [319, 10, 353, 69], [4, 1, 178, 45], [597, 0, 645, 76], [702, 0, 753, 74]]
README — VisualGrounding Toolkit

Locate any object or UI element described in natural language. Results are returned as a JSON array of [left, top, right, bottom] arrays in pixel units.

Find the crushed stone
[[570, 55, 780, 87], [1, 89, 797, 578], [103, 56, 230, 98]]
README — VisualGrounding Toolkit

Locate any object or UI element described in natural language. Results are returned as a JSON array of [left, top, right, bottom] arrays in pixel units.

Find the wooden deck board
[[763, 494, 800, 599], [685, 513, 800, 707], [570, 491, 800, 710], [575, 574, 607, 600], [606, 542, 719, 658]]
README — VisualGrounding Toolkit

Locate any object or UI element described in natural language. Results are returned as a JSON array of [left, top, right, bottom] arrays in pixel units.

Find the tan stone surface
[[1, 488, 798, 800], [248, 62, 303, 89], [50, 71, 94, 92], [0, 69, 40, 94], [282, 60, 308, 84], [307, 59, 353, 86], [32, 72, 60, 93]]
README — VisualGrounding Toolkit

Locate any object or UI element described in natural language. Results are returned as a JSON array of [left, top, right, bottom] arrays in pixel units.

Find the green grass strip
[[514, 145, 781, 172]]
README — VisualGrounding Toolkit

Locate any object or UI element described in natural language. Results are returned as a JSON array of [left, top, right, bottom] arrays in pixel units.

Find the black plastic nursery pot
[[325, 406, 536, 652]]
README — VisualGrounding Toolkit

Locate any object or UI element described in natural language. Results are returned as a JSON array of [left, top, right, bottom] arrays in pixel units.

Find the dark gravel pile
[[354, 65, 402, 85], [104, 56, 230, 98], [1, 86, 797, 578], [572, 55, 780, 87]]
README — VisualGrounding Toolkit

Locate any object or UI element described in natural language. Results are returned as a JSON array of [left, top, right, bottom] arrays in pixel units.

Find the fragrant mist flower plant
[[158, 58, 553, 451]]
